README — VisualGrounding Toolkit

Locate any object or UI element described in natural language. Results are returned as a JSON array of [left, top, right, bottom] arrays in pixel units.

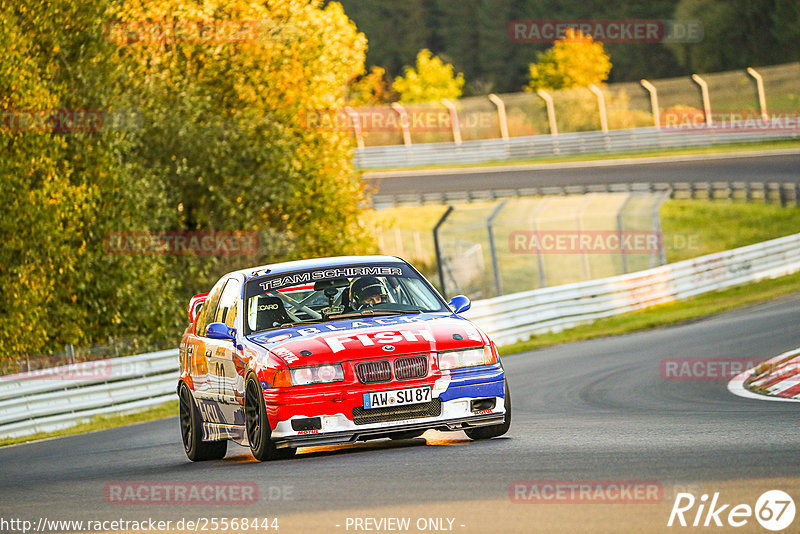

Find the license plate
[[363, 386, 431, 409]]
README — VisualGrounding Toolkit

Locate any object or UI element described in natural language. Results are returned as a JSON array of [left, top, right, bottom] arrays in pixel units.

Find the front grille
[[394, 356, 428, 380], [355, 360, 392, 384], [352, 399, 442, 425]]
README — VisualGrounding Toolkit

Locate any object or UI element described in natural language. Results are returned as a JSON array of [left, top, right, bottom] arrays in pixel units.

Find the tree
[[392, 49, 465, 103], [0, 0, 376, 365], [0, 0, 179, 361], [337, 0, 432, 79], [112, 0, 375, 296], [527, 28, 612, 91], [347, 66, 394, 106], [668, 0, 800, 72]]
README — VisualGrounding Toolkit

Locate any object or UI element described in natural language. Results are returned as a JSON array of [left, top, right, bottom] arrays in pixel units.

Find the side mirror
[[206, 322, 236, 341], [448, 295, 471, 315]]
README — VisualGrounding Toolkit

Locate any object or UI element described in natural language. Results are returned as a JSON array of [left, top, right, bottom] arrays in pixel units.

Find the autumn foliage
[[527, 29, 612, 91], [0, 0, 372, 364]]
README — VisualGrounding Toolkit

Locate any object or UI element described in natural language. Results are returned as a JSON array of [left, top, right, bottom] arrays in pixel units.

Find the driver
[[349, 276, 389, 310]]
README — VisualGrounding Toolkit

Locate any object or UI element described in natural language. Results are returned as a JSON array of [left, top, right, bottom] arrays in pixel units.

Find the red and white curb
[[727, 347, 800, 403]]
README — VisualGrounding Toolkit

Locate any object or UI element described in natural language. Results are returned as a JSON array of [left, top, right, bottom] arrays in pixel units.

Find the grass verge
[[499, 271, 800, 356], [661, 200, 800, 263], [364, 139, 800, 173], [0, 400, 178, 448]]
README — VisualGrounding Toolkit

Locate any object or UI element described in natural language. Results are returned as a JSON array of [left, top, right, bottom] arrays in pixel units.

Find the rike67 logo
[[668, 490, 796, 531]]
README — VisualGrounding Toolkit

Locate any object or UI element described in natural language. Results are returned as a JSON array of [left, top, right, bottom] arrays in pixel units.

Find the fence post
[[576, 195, 593, 280], [433, 206, 454, 298], [531, 199, 550, 288], [487, 201, 507, 297], [640, 79, 660, 128], [488, 94, 510, 140], [617, 194, 633, 273], [691, 74, 713, 127], [441, 98, 462, 145], [589, 84, 609, 133], [746, 67, 768, 122], [536, 89, 559, 136], [653, 189, 671, 267], [391, 103, 413, 146]]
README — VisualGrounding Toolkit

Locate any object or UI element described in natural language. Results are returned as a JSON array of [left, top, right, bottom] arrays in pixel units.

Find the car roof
[[231, 255, 407, 281]]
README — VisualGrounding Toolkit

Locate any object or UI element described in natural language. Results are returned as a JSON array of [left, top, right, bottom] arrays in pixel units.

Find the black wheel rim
[[245, 380, 262, 451], [178, 386, 193, 452]]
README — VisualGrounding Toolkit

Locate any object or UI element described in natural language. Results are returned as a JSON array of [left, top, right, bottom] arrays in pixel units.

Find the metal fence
[[429, 192, 670, 300], [371, 181, 800, 210], [0, 350, 178, 438], [3, 231, 800, 438], [464, 231, 800, 346], [348, 62, 799, 152], [354, 125, 799, 170]]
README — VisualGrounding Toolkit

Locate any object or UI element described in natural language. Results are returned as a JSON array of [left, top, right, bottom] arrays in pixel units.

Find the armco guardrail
[[371, 181, 800, 210], [3, 232, 800, 438], [0, 350, 178, 438], [464, 232, 800, 346], [354, 126, 799, 170]]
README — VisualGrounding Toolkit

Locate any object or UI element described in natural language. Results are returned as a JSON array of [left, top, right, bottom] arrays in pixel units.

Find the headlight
[[287, 364, 344, 386], [437, 346, 497, 370]]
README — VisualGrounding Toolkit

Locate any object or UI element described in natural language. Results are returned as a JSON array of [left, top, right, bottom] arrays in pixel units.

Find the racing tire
[[179, 382, 228, 461], [387, 430, 426, 440], [245, 377, 296, 461], [464, 381, 511, 440]]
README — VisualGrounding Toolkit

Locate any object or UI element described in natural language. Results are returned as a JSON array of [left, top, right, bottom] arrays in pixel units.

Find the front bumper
[[276, 412, 505, 448], [266, 363, 506, 448]]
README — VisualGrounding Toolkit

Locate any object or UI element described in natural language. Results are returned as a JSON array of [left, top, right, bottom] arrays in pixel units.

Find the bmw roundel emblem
[[382, 345, 395, 352]]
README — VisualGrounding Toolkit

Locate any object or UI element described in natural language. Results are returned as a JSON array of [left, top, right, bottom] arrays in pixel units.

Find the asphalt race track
[[1, 294, 799, 533], [364, 152, 800, 197]]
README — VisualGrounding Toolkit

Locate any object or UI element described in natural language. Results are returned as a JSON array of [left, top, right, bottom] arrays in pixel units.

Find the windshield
[[243, 263, 447, 335]]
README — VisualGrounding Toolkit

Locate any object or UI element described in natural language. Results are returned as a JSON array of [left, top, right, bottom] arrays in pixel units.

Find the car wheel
[[465, 381, 511, 440], [179, 382, 227, 461], [387, 430, 426, 440], [245, 377, 296, 461]]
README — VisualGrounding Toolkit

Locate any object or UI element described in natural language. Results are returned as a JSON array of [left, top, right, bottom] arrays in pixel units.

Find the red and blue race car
[[178, 255, 510, 461]]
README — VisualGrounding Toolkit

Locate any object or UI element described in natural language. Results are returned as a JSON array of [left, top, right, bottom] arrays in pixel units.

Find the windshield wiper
[[328, 309, 422, 320], [251, 317, 329, 334], [252, 309, 423, 334]]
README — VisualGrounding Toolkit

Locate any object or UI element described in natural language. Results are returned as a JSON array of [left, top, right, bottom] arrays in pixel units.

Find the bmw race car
[[178, 255, 510, 461]]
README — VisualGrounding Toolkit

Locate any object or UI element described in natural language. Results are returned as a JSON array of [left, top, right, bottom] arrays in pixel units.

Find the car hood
[[245, 313, 487, 366]]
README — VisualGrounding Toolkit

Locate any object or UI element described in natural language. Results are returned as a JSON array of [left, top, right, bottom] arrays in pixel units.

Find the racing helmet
[[350, 276, 389, 310]]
